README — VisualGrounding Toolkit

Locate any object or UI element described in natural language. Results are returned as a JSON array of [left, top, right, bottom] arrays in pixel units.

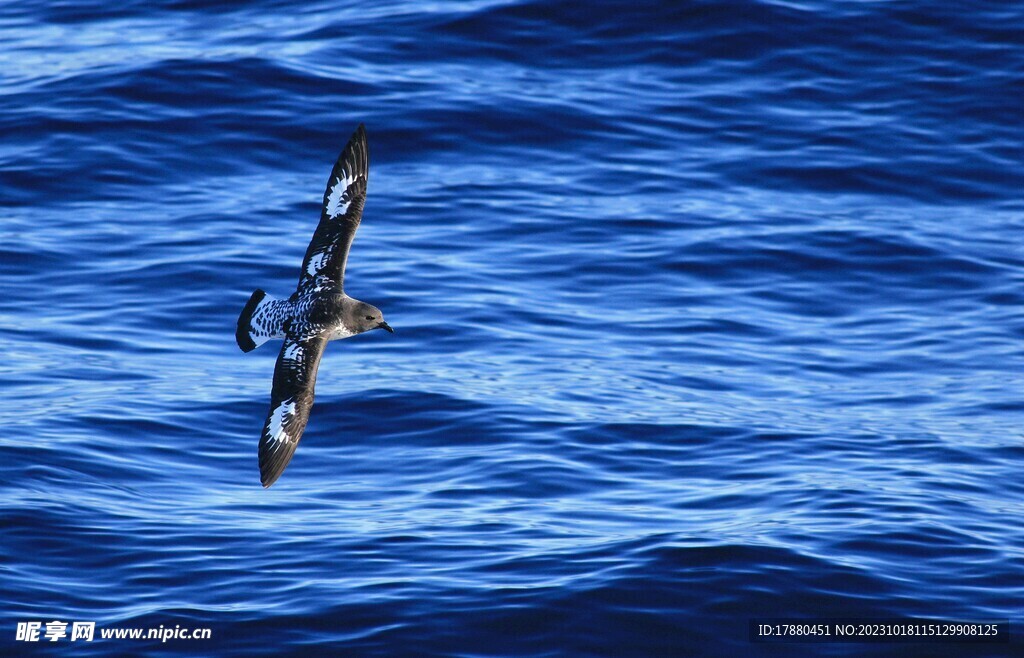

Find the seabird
[[236, 124, 393, 487]]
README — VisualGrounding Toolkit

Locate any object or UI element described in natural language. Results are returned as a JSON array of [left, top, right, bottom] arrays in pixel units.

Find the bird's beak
[[377, 321, 394, 334]]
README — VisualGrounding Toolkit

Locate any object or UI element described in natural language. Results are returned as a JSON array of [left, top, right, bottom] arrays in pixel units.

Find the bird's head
[[350, 301, 393, 335]]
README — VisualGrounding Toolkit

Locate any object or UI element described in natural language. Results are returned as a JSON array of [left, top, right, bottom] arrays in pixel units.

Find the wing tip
[[351, 124, 368, 176], [344, 123, 368, 177], [347, 123, 367, 154], [259, 449, 291, 488], [258, 423, 300, 489]]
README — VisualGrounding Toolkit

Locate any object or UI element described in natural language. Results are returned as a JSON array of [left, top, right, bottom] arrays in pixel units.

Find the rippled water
[[2, 1, 1022, 655]]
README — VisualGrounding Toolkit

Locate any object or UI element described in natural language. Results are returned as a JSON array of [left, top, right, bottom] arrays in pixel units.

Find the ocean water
[[1, 1, 1022, 655]]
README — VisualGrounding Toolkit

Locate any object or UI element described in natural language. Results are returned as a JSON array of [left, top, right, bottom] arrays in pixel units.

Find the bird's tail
[[236, 289, 275, 352]]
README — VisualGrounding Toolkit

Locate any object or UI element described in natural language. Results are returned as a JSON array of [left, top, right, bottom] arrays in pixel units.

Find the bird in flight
[[236, 124, 392, 487]]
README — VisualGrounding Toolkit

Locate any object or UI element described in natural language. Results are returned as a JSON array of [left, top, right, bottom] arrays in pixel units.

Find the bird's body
[[236, 124, 392, 487], [239, 288, 362, 348]]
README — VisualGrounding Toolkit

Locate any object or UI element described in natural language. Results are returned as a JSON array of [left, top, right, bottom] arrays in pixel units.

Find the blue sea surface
[[1, 1, 1022, 655]]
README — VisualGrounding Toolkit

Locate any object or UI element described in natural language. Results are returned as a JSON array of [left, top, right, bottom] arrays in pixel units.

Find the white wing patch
[[283, 341, 303, 362], [325, 173, 354, 218], [267, 399, 297, 445], [306, 250, 328, 276]]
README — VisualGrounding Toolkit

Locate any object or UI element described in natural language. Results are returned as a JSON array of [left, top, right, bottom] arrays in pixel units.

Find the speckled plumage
[[236, 124, 393, 487]]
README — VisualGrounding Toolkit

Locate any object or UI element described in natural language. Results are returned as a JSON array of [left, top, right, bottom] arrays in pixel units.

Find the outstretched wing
[[297, 124, 369, 293], [258, 332, 327, 487]]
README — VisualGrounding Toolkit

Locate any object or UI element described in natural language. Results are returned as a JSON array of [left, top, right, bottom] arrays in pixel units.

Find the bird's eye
[[365, 315, 374, 320]]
